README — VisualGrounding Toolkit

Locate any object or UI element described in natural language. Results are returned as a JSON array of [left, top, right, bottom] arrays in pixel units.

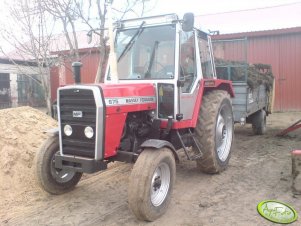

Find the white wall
[[9, 73, 18, 107], [0, 63, 41, 75]]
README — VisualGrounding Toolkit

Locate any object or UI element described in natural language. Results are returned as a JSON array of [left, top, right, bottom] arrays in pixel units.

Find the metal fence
[[0, 73, 11, 109], [17, 74, 46, 107]]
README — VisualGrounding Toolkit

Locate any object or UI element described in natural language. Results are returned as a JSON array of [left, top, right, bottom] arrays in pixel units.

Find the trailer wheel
[[195, 90, 233, 173], [128, 148, 176, 221], [35, 136, 82, 195], [252, 109, 266, 135]]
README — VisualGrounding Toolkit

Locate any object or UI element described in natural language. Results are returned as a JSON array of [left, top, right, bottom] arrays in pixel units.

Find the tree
[[0, 0, 154, 113], [0, 0, 55, 112], [39, 0, 153, 82]]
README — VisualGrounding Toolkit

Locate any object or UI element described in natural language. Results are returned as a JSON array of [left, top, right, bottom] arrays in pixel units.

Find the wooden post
[[292, 150, 301, 194], [268, 78, 275, 113], [106, 0, 119, 83]]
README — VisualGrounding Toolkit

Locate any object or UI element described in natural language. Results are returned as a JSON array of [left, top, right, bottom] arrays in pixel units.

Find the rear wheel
[[252, 109, 266, 135], [194, 90, 233, 173], [128, 148, 176, 221], [35, 136, 82, 194]]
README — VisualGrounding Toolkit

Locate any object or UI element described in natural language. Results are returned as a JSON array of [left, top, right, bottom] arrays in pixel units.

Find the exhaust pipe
[[72, 62, 82, 84]]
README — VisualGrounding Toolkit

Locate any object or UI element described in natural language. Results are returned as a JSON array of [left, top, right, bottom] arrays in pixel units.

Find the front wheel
[[35, 136, 82, 194], [128, 148, 176, 221], [194, 90, 233, 174]]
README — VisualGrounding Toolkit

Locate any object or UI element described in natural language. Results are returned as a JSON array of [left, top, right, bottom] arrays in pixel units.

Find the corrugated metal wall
[[213, 29, 301, 111]]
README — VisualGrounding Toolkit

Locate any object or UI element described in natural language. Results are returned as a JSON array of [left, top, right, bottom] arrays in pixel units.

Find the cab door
[[178, 30, 216, 120], [178, 30, 201, 120]]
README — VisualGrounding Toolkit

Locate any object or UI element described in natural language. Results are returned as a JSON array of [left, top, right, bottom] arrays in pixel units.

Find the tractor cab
[[105, 13, 216, 121]]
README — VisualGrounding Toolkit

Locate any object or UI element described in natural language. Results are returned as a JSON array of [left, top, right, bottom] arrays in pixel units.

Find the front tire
[[128, 148, 176, 221], [195, 90, 233, 174], [35, 136, 82, 194]]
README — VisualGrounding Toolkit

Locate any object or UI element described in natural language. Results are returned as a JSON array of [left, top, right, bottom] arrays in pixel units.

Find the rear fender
[[203, 79, 235, 97], [162, 79, 234, 129], [140, 139, 179, 162]]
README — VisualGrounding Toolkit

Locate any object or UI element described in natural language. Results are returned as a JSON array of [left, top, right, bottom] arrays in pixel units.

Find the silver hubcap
[[51, 151, 75, 183], [216, 103, 233, 162], [151, 162, 171, 207]]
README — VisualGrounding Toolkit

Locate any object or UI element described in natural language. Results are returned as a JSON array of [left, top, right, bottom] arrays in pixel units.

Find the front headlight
[[64, 124, 73, 136], [84, 126, 94, 139]]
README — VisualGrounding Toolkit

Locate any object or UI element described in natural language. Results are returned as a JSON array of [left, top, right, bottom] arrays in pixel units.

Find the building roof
[[0, 57, 38, 67], [51, 47, 101, 56], [5, 31, 101, 61], [0, 57, 42, 75], [212, 26, 301, 40]]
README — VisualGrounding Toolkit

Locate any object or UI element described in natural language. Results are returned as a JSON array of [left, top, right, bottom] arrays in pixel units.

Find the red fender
[[163, 79, 234, 129]]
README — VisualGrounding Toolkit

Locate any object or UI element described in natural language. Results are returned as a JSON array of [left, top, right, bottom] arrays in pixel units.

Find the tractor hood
[[98, 83, 157, 114]]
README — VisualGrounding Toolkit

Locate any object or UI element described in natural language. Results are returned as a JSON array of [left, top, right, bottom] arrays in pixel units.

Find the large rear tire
[[35, 136, 83, 194], [252, 109, 266, 135], [128, 148, 176, 221], [195, 90, 233, 174]]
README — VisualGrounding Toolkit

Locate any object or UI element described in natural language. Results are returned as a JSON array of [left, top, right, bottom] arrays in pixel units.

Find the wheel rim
[[215, 103, 233, 162], [50, 151, 76, 183], [150, 162, 171, 207]]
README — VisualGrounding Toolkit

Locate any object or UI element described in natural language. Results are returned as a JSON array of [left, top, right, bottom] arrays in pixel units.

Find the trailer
[[216, 63, 274, 135]]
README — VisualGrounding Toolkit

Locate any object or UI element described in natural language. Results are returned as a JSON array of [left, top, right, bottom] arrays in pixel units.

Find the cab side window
[[179, 31, 196, 93], [198, 33, 214, 78]]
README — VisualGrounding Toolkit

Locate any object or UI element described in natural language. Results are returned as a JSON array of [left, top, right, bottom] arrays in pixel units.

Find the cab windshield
[[114, 24, 176, 80]]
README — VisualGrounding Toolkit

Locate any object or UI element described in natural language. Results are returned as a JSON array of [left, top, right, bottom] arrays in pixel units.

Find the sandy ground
[[1, 110, 301, 226]]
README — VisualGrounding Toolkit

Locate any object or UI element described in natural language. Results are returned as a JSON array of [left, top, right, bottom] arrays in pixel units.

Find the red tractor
[[36, 13, 234, 221]]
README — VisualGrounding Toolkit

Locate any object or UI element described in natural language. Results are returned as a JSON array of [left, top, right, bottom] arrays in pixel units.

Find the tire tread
[[128, 148, 176, 221], [195, 90, 233, 174], [35, 136, 82, 195]]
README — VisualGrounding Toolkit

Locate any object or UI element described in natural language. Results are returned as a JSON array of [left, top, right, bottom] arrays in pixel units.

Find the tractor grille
[[59, 88, 97, 158]]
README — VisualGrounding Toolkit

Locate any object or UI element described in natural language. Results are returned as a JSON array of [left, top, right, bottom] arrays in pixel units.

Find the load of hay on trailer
[[215, 59, 275, 135], [215, 59, 274, 91]]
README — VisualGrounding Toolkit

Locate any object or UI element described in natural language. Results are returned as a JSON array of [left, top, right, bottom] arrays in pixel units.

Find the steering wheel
[[183, 73, 194, 80], [180, 66, 194, 80], [144, 61, 165, 78]]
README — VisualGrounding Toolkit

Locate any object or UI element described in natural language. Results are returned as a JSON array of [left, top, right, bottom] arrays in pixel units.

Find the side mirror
[[182, 12, 194, 32]]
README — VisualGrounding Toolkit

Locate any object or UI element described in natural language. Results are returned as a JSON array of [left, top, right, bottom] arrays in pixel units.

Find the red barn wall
[[62, 51, 101, 85], [50, 48, 104, 101], [213, 27, 301, 111], [50, 66, 60, 102]]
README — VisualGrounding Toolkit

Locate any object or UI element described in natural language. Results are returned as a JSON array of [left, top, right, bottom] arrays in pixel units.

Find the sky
[[0, 0, 301, 53], [149, 0, 301, 33], [149, 0, 300, 16]]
